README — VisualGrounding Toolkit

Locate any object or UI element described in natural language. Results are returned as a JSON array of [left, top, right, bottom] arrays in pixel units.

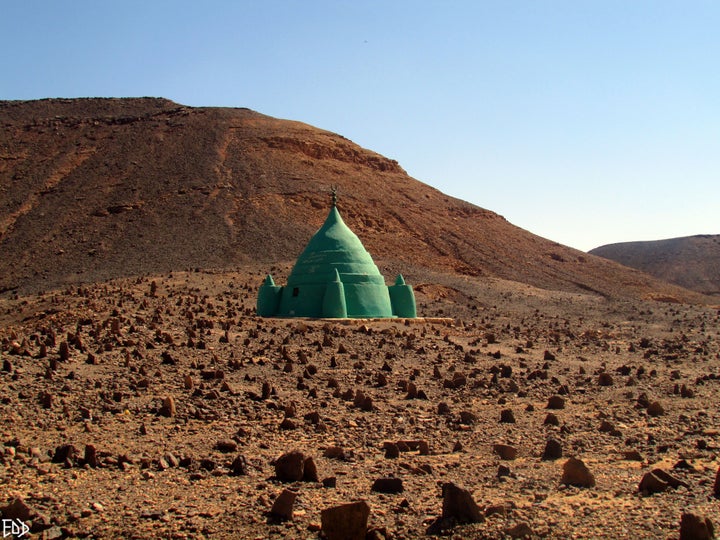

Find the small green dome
[[257, 194, 417, 319]]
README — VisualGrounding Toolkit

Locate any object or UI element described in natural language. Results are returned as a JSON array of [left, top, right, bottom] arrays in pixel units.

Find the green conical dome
[[277, 204, 393, 318], [288, 206, 383, 286], [257, 193, 416, 319]]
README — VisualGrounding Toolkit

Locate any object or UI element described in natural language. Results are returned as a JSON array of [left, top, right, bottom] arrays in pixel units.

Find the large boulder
[[320, 501, 370, 540]]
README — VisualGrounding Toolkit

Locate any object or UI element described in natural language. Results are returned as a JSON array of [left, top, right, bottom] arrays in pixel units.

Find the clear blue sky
[[2, 1, 718, 251]]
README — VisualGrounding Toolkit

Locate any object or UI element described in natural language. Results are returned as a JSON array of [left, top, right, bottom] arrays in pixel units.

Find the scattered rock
[[499, 409, 516, 423], [418, 440, 430, 455], [41, 525, 63, 539], [561, 457, 595, 488], [0, 497, 37, 521], [320, 501, 370, 540], [647, 401, 665, 416], [542, 439, 563, 461], [673, 459, 698, 472], [322, 477, 337, 488], [441, 482, 483, 523], [493, 443, 518, 460], [371, 477, 404, 493], [323, 446, 346, 460], [505, 522, 534, 538], [638, 471, 669, 495], [279, 418, 297, 430], [1, 259, 717, 540], [274, 450, 305, 482], [229, 454, 248, 476], [220, 381, 236, 396], [638, 469, 690, 493], [303, 456, 319, 482], [353, 390, 373, 411], [679, 512, 715, 540], [39, 391, 53, 409], [58, 341, 70, 361], [622, 450, 643, 461], [384, 442, 400, 459], [485, 502, 513, 518], [215, 439, 238, 453], [159, 396, 176, 417], [83, 444, 98, 468], [200, 458, 216, 471], [269, 488, 297, 522], [159, 452, 179, 470], [546, 395, 565, 409], [52, 444, 79, 465], [680, 384, 695, 398]]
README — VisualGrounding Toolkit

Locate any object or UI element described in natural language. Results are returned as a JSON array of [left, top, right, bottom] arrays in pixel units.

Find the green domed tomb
[[257, 193, 416, 319]]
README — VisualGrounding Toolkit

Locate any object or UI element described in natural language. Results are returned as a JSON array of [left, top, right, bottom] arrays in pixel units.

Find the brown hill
[[590, 235, 720, 297], [0, 97, 705, 302]]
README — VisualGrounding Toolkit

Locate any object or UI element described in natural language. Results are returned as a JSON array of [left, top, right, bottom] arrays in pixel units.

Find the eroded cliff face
[[0, 98, 705, 302]]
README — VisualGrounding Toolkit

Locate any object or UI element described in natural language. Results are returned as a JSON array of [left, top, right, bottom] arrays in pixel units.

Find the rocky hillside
[[0, 98, 705, 302], [590, 235, 720, 297]]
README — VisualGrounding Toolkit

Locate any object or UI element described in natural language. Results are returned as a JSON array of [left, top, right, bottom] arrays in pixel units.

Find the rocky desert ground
[[2, 97, 718, 539], [1, 266, 718, 539]]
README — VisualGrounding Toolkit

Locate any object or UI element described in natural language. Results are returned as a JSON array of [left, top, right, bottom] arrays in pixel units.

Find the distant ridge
[[0, 97, 707, 302], [590, 235, 720, 296]]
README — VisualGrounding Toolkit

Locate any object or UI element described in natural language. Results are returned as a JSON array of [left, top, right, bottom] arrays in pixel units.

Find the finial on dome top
[[330, 185, 338, 207]]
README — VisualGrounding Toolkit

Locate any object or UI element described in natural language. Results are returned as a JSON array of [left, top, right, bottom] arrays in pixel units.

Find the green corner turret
[[256, 189, 417, 319], [389, 274, 417, 318], [257, 274, 282, 316], [322, 268, 348, 318]]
